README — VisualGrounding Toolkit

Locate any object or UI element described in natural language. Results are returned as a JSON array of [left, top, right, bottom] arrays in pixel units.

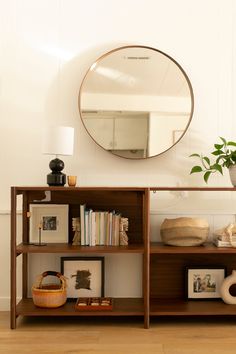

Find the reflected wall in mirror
[[79, 45, 194, 159]]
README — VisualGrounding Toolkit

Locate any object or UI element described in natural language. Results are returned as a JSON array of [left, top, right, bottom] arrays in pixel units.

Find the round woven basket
[[32, 271, 67, 308], [160, 217, 209, 246]]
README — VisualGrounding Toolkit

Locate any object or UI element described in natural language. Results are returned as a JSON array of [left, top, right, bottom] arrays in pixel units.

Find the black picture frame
[[186, 266, 226, 300], [61, 256, 104, 299]]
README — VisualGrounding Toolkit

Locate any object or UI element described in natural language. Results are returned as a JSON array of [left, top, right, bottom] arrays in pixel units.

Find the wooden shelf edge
[[16, 298, 144, 316], [150, 298, 236, 316], [16, 243, 144, 254], [150, 242, 236, 254], [13, 186, 149, 194]]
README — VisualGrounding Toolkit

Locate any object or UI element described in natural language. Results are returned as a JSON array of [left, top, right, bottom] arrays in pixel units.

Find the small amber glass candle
[[67, 175, 77, 187]]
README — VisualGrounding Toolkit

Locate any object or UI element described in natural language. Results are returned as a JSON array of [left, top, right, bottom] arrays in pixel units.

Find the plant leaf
[[190, 166, 203, 174], [227, 141, 236, 147], [216, 155, 225, 164], [212, 150, 224, 156], [219, 136, 226, 144], [231, 152, 236, 162], [212, 164, 223, 174], [214, 144, 224, 150], [203, 156, 210, 166], [204, 171, 211, 183], [189, 153, 200, 158]]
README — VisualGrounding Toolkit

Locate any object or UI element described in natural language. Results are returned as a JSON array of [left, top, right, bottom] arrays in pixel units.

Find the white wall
[[1, 0, 236, 310]]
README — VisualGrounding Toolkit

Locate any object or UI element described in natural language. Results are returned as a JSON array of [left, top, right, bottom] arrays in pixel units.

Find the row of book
[[80, 205, 122, 246]]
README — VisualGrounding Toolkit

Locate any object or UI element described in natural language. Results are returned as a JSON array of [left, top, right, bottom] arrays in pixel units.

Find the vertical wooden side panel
[[22, 192, 28, 298], [143, 188, 150, 329], [10, 187, 17, 329]]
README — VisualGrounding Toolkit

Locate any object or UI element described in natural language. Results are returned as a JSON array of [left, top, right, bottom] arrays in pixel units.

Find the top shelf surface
[[12, 186, 236, 194], [150, 187, 236, 191], [12, 186, 148, 194]]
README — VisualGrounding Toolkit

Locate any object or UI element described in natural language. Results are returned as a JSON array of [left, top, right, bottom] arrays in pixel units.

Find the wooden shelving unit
[[11, 186, 149, 329], [150, 243, 236, 317], [149, 186, 236, 321], [10, 186, 236, 329]]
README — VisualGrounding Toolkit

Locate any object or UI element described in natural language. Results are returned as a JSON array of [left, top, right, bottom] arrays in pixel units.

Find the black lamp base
[[47, 157, 66, 186], [47, 173, 66, 186]]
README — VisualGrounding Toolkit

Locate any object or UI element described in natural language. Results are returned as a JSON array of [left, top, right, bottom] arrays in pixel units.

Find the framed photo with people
[[186, 267, 226, 299]]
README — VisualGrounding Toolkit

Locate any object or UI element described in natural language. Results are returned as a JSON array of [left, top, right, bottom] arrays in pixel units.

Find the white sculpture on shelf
[[220, 270, 236, 304], [119, 217, 129, 245], [72, 217, 81, 245]]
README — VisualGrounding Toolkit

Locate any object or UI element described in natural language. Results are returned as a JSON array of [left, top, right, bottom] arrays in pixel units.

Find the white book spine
[[80, 204, 85, 246], [91, 212, 96, 246]]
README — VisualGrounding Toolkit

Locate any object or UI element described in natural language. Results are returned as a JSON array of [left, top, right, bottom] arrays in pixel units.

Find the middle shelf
[[16, 243, 145, 255], [16, 242, 236, 255]]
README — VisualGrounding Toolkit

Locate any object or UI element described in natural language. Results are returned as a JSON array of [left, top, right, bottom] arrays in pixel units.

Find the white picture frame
[[186, 267, 226, 299], [61, 257, 104, 299], [29, 204, 68, 243]]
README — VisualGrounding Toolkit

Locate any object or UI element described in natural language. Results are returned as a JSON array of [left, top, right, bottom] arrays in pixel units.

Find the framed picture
[[61, 257, 104, 299], [186, 267, 226, 299], [29, 204, 68, 243]]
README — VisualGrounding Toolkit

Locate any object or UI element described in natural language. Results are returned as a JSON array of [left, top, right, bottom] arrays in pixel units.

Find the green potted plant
[[190, 137, 236, 185]]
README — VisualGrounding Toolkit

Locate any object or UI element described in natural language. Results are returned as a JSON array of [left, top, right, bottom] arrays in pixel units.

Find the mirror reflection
[[79, 46, 194, 159]]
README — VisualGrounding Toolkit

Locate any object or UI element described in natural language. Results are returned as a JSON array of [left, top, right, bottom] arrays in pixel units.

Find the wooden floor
[[1, 312, 236, 353]]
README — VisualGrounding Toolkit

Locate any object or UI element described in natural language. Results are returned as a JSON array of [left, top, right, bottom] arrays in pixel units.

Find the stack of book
[[213, 235, 236, 247], [79, 204, 122, 246]]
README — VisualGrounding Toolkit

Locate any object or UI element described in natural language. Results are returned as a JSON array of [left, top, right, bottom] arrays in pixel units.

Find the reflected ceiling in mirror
[[79, 45, 194, 159]]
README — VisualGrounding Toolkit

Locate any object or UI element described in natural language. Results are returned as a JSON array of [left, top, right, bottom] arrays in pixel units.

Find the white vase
[[220, 270, 236, 304], [229, 165, 236, 187]]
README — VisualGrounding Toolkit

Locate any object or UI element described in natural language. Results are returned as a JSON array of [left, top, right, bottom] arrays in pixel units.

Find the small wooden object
[[75, 297, 113, 311]]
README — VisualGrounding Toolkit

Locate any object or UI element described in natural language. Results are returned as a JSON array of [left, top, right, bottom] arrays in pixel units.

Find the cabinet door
[[114, 117, 148, 150], [83, 117, 114, 149]]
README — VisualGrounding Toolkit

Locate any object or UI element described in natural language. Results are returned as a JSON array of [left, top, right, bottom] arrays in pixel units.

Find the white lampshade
[[42, 126, 74, 156]]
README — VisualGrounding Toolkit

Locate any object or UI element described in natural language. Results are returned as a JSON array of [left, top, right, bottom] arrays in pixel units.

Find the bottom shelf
[[150, 298, 236, 316], [16, 298, 144, 317], [17, 298, 235, 318]]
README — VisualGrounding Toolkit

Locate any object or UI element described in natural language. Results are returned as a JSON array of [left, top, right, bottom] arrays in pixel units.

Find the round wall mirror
[[79, 45, 194, 159]]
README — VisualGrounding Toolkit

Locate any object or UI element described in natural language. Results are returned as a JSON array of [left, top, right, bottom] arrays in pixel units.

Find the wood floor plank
[[2, 312, 236, 354]]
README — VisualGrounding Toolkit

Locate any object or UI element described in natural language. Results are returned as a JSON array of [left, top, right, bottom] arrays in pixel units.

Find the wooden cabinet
[[10, 186, 236, 329]]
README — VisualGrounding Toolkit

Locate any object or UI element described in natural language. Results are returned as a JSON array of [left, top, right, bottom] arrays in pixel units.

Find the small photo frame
[[186, 267, 226, 299], [61, 257, 104, 299], [29, 204, 68, 243]]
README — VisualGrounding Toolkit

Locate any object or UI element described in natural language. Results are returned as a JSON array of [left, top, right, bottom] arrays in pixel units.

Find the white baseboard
[[0, 297, 10, 311], [0, 297, 22, 311]]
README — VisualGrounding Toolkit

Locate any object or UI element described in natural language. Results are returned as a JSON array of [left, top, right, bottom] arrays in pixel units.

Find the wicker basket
[[160, 217, 209, 246], [32, 271, 67, 308]]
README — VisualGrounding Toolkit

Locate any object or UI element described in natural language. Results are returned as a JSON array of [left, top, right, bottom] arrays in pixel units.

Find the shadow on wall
[[44, 41, 128, 128]]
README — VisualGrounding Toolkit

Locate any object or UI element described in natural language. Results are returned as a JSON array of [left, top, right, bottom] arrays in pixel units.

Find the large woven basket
[[32, 271, 67, 308], [160, 217, 209, 246]]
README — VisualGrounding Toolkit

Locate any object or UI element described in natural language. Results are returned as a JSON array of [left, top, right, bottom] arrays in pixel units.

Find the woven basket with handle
[[32, 271, 67, 308]]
